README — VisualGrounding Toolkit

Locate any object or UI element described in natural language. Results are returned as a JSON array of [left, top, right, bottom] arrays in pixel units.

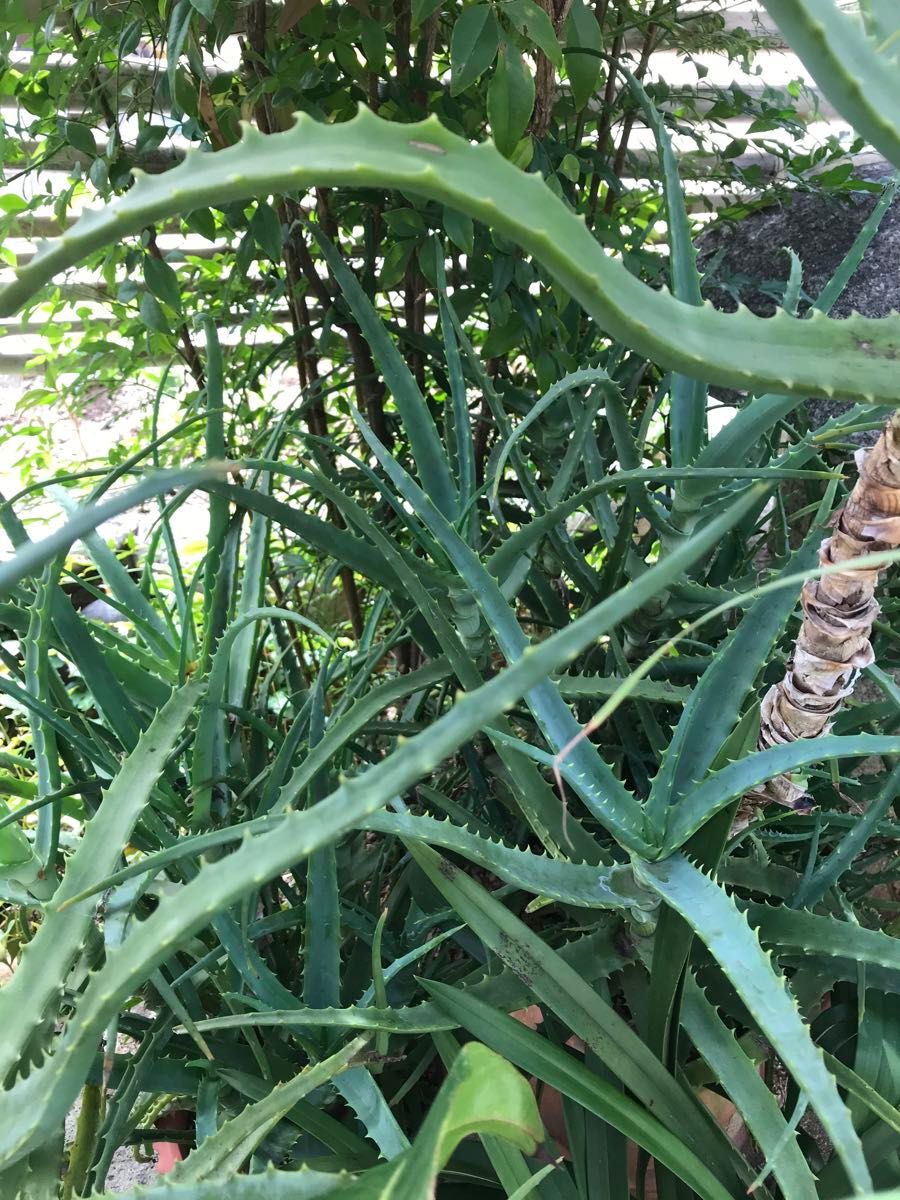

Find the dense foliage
[[2, 1, 900, 1198]]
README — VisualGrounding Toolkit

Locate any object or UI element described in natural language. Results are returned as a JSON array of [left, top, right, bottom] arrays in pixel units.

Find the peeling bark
[[736, 411, 900, 828]]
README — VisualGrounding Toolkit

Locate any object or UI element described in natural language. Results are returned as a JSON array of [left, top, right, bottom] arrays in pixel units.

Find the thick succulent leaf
[[663, 735, 900, 850], [0, 468, 225, 595], [635, 853, 872, 1192], [89, 1166, 354, 1198], [763, 0, 900, 168], [165, 1037, 369, 1182], [680, 977, 818, 1200], [648, 521, 822, 828], [362, 810, 659, 915], [4, 109, 900, 401], [314, 231, 457, 520], [749, 904, 900, 973], [0, 679, 204, 1086], [619, 66, 706, 467]]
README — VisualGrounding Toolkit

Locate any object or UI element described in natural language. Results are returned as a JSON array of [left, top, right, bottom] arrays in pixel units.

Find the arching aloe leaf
[[749, 904, 900, 973], [0, 679, 204, 1087], [0, 467, 226, 595], [634, 853, 872, 1192], [663, 734, 900, 850], [680, 976, 818, 1200], [4, 108, 900, 402], [362, 809, 658, 917], [313, 229, 457, 520], [90, 1169, 354, 1199], [763, 0, 900, 169], [163, 1037, 369, 1183]]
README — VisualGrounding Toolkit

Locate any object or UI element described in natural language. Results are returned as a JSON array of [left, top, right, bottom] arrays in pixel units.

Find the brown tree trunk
[[736, 411, 900, 827]]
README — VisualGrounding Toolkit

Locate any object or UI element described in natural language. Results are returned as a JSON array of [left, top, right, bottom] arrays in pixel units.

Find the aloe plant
[[1, 2, 900, 1198]]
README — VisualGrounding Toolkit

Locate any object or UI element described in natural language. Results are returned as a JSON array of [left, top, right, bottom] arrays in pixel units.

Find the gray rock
[[698, 159, 899, 441]]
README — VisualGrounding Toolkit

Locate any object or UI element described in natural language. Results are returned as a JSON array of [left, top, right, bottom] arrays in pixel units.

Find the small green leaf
[[443, 206, 474, 255], [186, 208, 218, 241], [502, 0, 563, 67], [64, 121, 96, 157], [564, 0, 603, 109], [118, 18, 143, 57], [360, 16, 387, 71], [450, 4, 501, 95], [509, 134, 534, 169], [167, 0, 194, 96], [139, 291, 171, 334], [487, 44, 536, 157], [89, 157, 108, 190], [189, 0, 217, 17], [143, 255, 182, 313], [723, 137, 748, 159], [380, 239, 414, 288], [250, 201, 283, 259], [412, 0, 443, 25], [558, 151, 580, 181]]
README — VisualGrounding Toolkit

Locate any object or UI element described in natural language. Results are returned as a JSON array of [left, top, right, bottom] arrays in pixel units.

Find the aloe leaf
[[619, 65, 706, 466], [192, 607, 332, 828], [24, 561, 61, 886], [335, 1068, 410, 1161], [312, 229, 458, 521], [49, 487, 175, 661], [169, 1036, 369, 1182], [435, 248, 475, 531], [814, 177, 898, 314], [680, 976, 818, 1200], [0, 466, 227, 595], [0, 678, 203, 1087], [823, 1050, 900, 1139], [793, 761, 900, 909], [555, 672, 690, 703], [198, 318, 231, 675], [227, 480, 270, 712], [362, 809, 658, 914], [663, 734, 900, 851], [425, 980, 733, 1200], [490, 367, 611, 503], [763, 0, 900, 169], [634, 852, 872, 1192], [99, 1165, 355, 1198], [5, 110, 900, 401], [648, 517, 823, 827], [749, 903, 900, 973]]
